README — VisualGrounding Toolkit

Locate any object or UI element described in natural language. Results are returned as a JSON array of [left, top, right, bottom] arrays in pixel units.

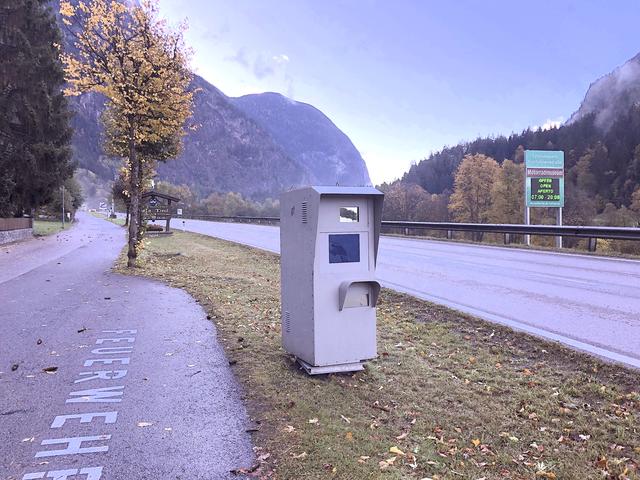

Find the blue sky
[[158, 0, 640, 185]]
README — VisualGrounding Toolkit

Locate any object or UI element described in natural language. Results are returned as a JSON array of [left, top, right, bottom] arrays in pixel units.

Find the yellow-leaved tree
[[489, 159, 524, 224], [448, 154, 500, 240], [60, 0, 194, 267]]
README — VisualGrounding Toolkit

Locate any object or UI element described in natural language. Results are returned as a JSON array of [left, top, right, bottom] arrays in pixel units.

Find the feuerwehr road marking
[[19, 329, 137, 480]]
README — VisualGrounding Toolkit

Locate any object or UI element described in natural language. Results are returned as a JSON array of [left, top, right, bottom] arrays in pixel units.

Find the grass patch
[[33, 220, 70, 236], [116, 232, 640, 479], [90, 212, 126, 226]]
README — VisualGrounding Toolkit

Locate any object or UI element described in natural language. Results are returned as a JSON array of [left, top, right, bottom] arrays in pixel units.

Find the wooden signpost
[[142, 190, 180, 234]]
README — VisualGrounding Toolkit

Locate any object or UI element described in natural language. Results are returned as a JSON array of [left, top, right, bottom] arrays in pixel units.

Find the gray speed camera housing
[[280, 186, 384, 374]]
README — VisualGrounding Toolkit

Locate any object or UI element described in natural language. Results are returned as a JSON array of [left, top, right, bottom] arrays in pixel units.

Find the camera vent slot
[[284, 311, 291, 334], [301, 202, 308, 224]]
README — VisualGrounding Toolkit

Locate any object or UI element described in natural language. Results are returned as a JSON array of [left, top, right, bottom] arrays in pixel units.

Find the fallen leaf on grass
[[292, 452, 307, 460], [283, 425, 295, 433], [372, 400, 391, 412], [358, 456, 370, 463], [340, 414, 351, 424], [396, 432, 408, 440], [379, 457, 397, 469], [389, 446, 405, 456], [345, 431, 353, 441], [535, 472, 557, 479], [471, 438, 481, 447], [308, 418, 319, 424]]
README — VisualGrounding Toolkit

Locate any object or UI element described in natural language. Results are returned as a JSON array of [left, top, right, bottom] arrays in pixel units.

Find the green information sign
[[525, 150, 564, 207]]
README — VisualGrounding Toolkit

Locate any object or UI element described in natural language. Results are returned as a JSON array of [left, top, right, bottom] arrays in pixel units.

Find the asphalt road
[[0, 213, 254, 479], [169, 217, 640, 369]]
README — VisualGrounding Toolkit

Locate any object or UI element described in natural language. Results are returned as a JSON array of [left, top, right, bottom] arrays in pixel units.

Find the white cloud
[[229, 52, 291, 80], [225, 48, 250, 68], [272, 54, 290, 64], [253, 54, 275, 79], [535, 116, 564, 131]]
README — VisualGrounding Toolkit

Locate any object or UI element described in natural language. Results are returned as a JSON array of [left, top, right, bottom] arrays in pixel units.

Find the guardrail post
[[447, 230, 453, 240], [404, 227, 409, 236], [588, 237, 598, 252], [504, 233, 511, 245]]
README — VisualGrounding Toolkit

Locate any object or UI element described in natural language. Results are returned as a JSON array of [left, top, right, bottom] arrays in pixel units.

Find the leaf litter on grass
[[117, 231, 640, 480]]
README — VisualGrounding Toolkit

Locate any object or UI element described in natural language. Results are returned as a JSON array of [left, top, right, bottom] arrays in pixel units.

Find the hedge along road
[[0, 213, 254, 480], [167, 217, 640, 369]]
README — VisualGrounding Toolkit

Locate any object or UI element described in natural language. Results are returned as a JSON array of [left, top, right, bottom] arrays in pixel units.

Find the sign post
[[524, 150, 565, 248]]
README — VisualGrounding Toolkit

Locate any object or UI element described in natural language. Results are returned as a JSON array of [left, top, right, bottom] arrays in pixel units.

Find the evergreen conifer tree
[[0, 0, 73, 217]]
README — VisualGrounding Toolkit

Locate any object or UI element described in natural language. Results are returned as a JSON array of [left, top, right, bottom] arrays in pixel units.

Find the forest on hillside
[[400, 106, 640, 209], [378, 105, 640, 254]]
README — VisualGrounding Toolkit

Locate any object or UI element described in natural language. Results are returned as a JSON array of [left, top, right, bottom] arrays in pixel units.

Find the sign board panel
[[525, 150, 564, 207], [177, 208, 183, 216], [143, 195, 171, 220]]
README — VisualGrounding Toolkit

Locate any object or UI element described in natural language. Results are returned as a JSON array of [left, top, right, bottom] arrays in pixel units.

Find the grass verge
[[33, 220, 69, 236], [116, 231, 639, 480], [90, 212, 126, 226]]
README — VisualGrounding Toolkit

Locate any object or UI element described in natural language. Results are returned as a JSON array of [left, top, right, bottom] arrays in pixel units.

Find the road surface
[[169, 217, 640, 369], [0, 213, 254, 479]]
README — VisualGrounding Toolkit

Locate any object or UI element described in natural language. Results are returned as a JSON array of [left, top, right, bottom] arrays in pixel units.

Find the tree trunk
[[125, 204, 129, 226], [136, 164, 144, 243], [127, 124, 139, 268]]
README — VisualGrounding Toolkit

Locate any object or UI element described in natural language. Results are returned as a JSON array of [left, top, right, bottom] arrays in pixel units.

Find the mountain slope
[[155, 77, 310, 199], [68, 76, 313, 199], [568, 53, 640, 130], [52, 0, 370, 199], [231, 93, 371, 186], [66, 74, 375, 199]]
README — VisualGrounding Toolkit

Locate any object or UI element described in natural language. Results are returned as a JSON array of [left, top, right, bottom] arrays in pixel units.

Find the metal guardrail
[[181, 214, 640, 252], [381, 221, 640, 241]]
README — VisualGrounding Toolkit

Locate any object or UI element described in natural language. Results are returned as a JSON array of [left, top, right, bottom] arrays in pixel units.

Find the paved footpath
[[0, 213, 254, 479]]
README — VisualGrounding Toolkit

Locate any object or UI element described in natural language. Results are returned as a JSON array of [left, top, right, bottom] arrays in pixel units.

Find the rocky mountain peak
[[568, 52, 640, 130]]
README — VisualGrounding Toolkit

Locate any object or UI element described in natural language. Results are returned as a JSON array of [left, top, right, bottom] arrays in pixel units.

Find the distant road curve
[[165, 217, 640, 368]]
